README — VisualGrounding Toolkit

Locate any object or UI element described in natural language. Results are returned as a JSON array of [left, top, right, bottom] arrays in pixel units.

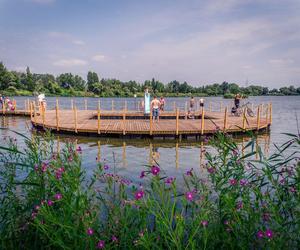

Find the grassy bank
[[0, 130, 299, 249]]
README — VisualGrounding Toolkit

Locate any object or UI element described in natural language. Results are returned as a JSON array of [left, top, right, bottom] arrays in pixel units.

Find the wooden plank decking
[[28, 108, 271, 137]]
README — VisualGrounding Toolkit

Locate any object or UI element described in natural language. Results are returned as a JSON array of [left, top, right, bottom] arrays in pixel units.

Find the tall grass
[[0, 130, 299, 249]]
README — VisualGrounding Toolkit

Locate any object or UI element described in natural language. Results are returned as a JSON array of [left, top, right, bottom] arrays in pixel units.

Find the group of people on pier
[[0, 94, 15, 111], [144, 87, 243, 121]]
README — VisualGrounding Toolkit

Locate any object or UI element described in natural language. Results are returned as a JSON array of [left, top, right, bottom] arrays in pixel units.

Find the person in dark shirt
[[234, 94, 241, 108]]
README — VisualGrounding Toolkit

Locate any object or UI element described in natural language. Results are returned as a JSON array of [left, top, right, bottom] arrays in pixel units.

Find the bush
[[0, 131, 299, 249]]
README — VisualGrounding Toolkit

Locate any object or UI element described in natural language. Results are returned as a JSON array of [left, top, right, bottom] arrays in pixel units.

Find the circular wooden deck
[[28, 107, 271, 138]]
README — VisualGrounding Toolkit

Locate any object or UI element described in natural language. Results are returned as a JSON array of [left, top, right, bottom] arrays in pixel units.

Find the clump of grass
[[0, 130, 299, 249]]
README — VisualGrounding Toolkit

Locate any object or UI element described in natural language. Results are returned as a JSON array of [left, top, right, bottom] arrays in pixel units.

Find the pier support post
[[242, 108, 246, 131], [74, 106, 78, 133], [265, 104, 269, 127], [84, 99, 87, 110], [256, 105, 261, 131], [97, 100, 101, 134], [55, 99, 59, 131], [150, 110, 153, 136], [223, 107, 228, 132], [112, 100, 114, 111], [176, 108, 179, 136], [123, 109, 126, 135], [201, 107, 205, 135]]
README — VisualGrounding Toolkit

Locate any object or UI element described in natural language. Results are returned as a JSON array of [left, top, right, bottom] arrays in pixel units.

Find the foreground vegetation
[[1, 62, 300, 97], [0, 130, 299, 249]]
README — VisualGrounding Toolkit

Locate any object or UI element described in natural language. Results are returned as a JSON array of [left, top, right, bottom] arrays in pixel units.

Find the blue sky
[[0, 0, 300, 87]]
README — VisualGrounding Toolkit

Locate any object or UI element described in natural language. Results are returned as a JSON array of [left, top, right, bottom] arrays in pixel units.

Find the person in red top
[[160, 96, 165, 111]]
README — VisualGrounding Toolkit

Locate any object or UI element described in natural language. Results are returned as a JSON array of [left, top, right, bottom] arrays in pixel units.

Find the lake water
[[0, 96, 299, 182]]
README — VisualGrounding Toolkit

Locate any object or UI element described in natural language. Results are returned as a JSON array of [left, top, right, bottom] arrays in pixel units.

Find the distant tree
[[87, 71, 99, 91], [220, 81, 229, 94], [262, 87, 269, 95], [26, 66, 34, 91]]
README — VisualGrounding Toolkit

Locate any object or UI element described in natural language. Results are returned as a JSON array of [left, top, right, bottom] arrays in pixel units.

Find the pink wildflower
[[87, 227, 94, 236], [151, 165, 160, 176], [185, 191, 193, 201], [97, 240, 105, 249]]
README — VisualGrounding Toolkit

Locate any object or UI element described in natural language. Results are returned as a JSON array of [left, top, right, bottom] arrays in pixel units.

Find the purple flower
[[186, 168, 193, 176], [135, 190, 144, 200], [165, 177, 175, 184], [41, 164, 47, 173], [34, 205, 40, 211], [262, 213, 270, 222], [87, 227, 94, 236], [140, 171, 145, 178], [290, 186, 296, 193], [265, 229, 273, 239], [185, 191, 193, 201], [54, 193, 62, 200], [104, 164, 109, 170], [47, 200, 53, 206], [240, 179, 248, 186], [112, 235, 118, 242], [257, 230, 264, 238], [76, 146, 82, 153], [201, 220, 208, 227], [233, 149, 238, 156], [229, 179, 237, 186], [236, 201, 243, 210], [151, 165, 160, 176], [34, 164, 39, 172], [97, 240, 105, 249], [207, 167, 216, 174]]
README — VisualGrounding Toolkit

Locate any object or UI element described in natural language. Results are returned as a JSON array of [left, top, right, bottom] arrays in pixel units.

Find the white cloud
[[53, 59, 87, 67], [72, 40, 85, 46], [28, 0, 56, 4], [92, 54, 106, 62], [268, 59, 294, 65]]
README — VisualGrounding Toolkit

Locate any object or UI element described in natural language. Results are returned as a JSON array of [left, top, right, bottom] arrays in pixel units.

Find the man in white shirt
[[151, 96, 161, 122]]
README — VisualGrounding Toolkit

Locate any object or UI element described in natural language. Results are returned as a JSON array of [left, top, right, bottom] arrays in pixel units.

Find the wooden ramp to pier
[[28, 103, 272, 137]]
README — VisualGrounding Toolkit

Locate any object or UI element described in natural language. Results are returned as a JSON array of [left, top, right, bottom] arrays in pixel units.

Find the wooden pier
[[0, 100, 272, 138]]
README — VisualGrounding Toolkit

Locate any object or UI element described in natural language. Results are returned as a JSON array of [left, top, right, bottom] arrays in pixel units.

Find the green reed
[[0, 130, 299, 249]]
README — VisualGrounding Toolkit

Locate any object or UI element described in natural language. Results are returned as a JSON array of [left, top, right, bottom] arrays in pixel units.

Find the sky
[[0, 0, 300, 87]]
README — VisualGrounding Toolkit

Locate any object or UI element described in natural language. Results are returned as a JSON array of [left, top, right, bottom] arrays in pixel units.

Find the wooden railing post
[[33, 103, 37, 125], [223, 107, 228, 132], [265, 104, 269, 126], [30, 102, 33, 121], [112, 100, 114, 111], [269, 103, 272, 124], [74, 106, 78, 133], [123, 109, 126, 135], [71, 99, 74, 110], [242, 108, 246, 130], [2, 99, 5, 115], [209, 102, 212, 112], [173, 101, 176, 112], [256, 105, 261, 131], [124, 101, 127, 111], [97, 100, 101, 134], [149, 110, 153, 136], [84, 99, 87, 110], [176, 108, 179, 136], [42, 105, 45, 127], [220, 101, 223, 112], [201, 107, 205, 135], [55, 100, 59, 131]]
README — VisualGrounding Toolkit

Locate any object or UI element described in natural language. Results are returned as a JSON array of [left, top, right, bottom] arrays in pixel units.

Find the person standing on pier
[[160, 96, 165, 112], [144, 88, 150, 115], [234, 94, 241, 108], [151, 96, 161, 122], [188, 96, 195, 119]]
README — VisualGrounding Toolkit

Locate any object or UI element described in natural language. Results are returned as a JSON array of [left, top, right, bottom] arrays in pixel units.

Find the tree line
[[0, 62, 299, 97]]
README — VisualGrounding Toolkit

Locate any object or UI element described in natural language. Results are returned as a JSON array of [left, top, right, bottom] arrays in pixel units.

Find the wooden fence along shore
[[0, 99, 272, 138]]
